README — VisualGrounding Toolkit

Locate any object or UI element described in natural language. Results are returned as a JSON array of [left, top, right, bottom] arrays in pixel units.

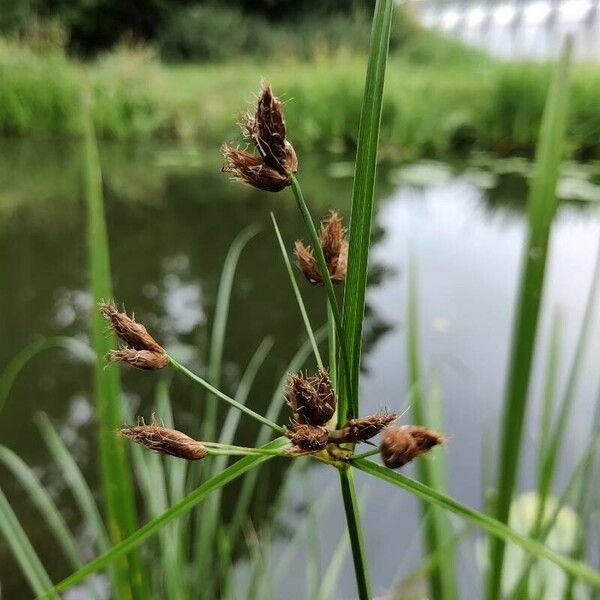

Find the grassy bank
[[1, 38, 599, 159]]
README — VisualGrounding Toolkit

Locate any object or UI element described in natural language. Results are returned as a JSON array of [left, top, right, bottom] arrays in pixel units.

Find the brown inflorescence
[[100, 303, 168, 370], [108, 349, 169, 371], [286, 369, 336, 427], [380, 425, 444, 469], [120, 420, 208, 460], [285, 424, 329, 453], [295, 211, 348, 286], [222, 84, 297, 192], [331, 412, 398, 444]]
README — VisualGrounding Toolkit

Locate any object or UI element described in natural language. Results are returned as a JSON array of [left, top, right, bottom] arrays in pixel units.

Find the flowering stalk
[[289, 174, 354, 418], [168, 356, 284, 435]]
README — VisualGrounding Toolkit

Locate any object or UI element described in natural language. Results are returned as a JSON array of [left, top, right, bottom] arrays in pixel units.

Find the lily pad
[[389, 160, 453, 187]]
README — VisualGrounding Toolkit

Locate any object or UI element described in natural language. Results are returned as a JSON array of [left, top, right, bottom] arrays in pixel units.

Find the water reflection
[[1, 139, 599, 597]]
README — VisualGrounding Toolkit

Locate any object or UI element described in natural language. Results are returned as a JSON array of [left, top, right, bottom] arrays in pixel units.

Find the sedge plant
[[4, 6, 600, 600]]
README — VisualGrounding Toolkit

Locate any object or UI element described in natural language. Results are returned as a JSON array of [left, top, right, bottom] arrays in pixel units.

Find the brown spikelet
[[245, 84, 297, 176], [108, 348, 169, 371], [99, 303, 164, 353], [294, 241, 322, 285], [222, 84, 297, 192], [331, 412, 398, 444], [380, 425, 444, 469], [120, 420, 208, 460], [294, 212, 347, 286], [286, 370, 336, 426], [285, 423, 329, 453], [221, 144, 291, 192]]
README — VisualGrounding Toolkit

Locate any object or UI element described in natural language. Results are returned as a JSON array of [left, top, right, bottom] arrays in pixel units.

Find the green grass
[[1, 38, 600, 159]]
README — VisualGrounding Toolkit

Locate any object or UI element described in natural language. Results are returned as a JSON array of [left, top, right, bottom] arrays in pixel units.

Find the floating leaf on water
[[557, 177, 600, 202], [489, 157, 533, 176], [461, 168, 498, 190], [327, 161, 355, 179], [388, 160, 452, 187]]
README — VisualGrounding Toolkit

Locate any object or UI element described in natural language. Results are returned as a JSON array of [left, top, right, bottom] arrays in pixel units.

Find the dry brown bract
[[380, 425, 444, 469], [120, 420, 208, 460], [285, 424, 329, 453], [287, 369, 336, 426], [100, 303, 168, 370], [222, 84, 297, 192], [295, 211, 348, 286]]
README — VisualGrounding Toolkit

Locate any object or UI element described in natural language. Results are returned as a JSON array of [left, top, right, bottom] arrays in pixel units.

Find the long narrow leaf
[[271, 213, 323, 369], [82, 105, 145, 599], [487, 39, 573, 599], [353, 458, 600, 590], [341, 0, 393, 419], [407, 265, 459, 599], [0, 489, 54, 596], [37, 438, 288, 599]]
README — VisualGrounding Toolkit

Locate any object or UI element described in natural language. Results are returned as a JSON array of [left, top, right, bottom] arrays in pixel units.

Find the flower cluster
[[295, 210, 348, 286], [221, 84, 297, 192], [100, 303, 168, 370]]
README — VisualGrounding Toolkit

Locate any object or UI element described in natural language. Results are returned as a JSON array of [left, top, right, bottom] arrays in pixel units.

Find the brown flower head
[[285, 423, 329, 453], [295, 211, 348, 286], [222, 84, 297, 192], [108, 349, 169, 370], [221, 145, 291, 192], [380, 425, 444, 469], [244, 84, 297, 176], [330, 412, 397, 444], [100, 303, 167, 370], [120, 419, 208, 460], [286, 369, 336, 426]]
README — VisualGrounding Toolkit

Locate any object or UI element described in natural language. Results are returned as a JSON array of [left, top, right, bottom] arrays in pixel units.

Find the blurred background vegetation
[[0, 0, 598, 159]]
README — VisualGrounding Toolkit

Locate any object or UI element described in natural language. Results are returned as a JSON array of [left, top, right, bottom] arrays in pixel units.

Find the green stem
[[168, 357, 284, 434], [327, 300, 337, 388], [270, 212, 324, 369], [352, 448, 380, 460], [338, 467, 372, 599], [204, 442, 288, 456], [290, 174, 353, 419]]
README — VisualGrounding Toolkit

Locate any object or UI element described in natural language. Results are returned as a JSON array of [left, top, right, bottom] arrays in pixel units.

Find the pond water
[[1, 139, 599, 598]]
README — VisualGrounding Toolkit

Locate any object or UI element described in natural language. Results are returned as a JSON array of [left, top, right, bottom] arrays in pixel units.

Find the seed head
[[286, 369, 336, 426], [332, 412, 397, 444], [295, 211, 347, 286], [100, 303, 168, 370], [245, 84, 298, 176], [285, 423, 329, 453], [120, 420, 208, 460], [221, 145, 292, 192], [380, 425, 444, 469], [108, 348, 169, 370], [222, 84, 297, 192]]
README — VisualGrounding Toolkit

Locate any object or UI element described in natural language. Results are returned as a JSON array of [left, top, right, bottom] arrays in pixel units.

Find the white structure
[[409, 0, 600, 60]]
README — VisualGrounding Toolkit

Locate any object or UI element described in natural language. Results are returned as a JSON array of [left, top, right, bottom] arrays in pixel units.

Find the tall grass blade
[[353, 458, 600, 589], [341, 0, 393, 420], [82, 103, 146, 599], [36, 413, 111, 551], [336, 2, 393, 597], [271, 213, 323, 369], [202, 223, 260, 440], [0, 489, 54, 596], [407, 265, 459, 600], [195, 336, 273, 596], [487, 38, 573, 600], [0, 447, 101, 599], [37, 438, 287, 598]]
